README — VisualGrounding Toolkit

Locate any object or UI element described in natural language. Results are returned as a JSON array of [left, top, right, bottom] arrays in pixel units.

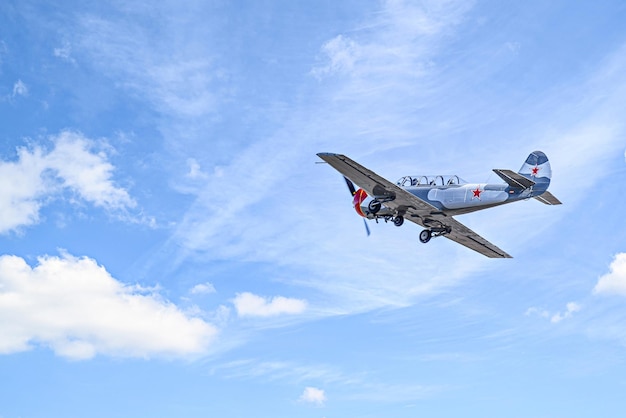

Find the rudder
[[518, 151, 552, 180]]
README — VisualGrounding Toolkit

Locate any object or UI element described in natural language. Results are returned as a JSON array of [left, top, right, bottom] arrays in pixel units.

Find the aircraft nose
[[352, 189, 368, 217]]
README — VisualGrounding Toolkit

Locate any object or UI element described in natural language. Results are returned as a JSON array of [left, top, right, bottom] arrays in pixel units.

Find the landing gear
[[393, 216, 404, 227], [419, 224, 451, 244], [368, 200, 382, 214]]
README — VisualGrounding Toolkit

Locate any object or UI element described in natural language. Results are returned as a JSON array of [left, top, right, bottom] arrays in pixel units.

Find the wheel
[[368, 200, 382, 214], [419, 229, 432, 243], [393, 216, 404, 227]]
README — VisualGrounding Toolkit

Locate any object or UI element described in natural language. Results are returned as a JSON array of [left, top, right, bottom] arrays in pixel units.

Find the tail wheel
[[419, 229, 432, 243], [393, 216, 404, 227], [368, 200, 382, 214]]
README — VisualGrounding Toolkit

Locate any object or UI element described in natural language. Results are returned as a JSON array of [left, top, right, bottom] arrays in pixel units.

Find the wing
[[317, 153, 438, 213], [436, 216, 512, 258], [317, 153, 512, 258]]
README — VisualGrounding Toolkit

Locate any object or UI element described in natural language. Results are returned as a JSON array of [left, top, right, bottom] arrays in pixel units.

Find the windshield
[[396, 175, 466, 187]]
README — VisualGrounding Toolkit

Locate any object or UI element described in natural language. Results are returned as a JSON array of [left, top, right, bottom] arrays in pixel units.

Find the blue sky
[[1, 0, 626, 416]]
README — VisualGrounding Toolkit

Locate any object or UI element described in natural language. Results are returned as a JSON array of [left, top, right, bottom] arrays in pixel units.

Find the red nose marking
[[353, 189, 368, 217]]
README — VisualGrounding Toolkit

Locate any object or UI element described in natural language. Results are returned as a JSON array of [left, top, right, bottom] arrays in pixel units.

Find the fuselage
[[356, 173, 551, 219], [399, 173, 550, 215], [401, 181, 527, 216]]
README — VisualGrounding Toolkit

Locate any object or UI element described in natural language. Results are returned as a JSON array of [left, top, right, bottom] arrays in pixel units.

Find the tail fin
[[518, 151, 552, 183], [519, 151, 562, 205], [493, 151, 561, 204]]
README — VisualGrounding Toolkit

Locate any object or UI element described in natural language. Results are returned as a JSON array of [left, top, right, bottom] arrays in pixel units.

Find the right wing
[[437, 216, 512, 258], [318, 153, 512, 258]]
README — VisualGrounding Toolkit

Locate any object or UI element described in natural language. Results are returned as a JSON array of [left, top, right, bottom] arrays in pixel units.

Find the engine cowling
[[352, 188, 369, 217]]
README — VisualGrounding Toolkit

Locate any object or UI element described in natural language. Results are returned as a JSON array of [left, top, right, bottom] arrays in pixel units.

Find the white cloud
[[525, 302, 581, 323], [12, 80, 28, 97], [190, 282, 216, 295], [53, 42, 75, 64], [550, 302, 581, 324], [594, 253, 626, 296], [186, 158, 208, 180], [525, 306, 550, 319], [233, 292, 307, 317], [299, 386, 326, 406], [0, 130, 135, 233], [312, 35, 361, 78], [0, 146, 47, 233], [0, 252, 217, 359], [45, 131, 135, 210]]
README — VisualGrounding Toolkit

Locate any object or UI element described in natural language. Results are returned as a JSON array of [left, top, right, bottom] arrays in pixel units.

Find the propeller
[[343, 176, 371, 236], [362, 215, 371, 236], [343, 176, 357, 196]]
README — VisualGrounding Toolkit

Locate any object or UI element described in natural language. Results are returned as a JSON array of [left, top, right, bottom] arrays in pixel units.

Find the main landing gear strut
[[367, 197, 451, 244], [374, 214, 404, 227], [368, 197, 404, 227], [419, 226, 451, 244]]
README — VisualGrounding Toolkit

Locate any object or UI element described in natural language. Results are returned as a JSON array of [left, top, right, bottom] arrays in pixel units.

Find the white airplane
[[317, 151, 561, 258]]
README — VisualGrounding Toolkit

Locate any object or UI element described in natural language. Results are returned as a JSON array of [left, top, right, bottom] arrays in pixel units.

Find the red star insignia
[[472, 187, 482, 199], [531, 165, 540, 176]]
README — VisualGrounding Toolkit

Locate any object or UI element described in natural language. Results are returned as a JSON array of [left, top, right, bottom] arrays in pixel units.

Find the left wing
[[318, 153, 513, 258], [317, 153, 438, 213]]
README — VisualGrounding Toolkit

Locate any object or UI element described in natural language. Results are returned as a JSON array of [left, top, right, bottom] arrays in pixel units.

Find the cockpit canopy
[[396, 175, 466, 187]]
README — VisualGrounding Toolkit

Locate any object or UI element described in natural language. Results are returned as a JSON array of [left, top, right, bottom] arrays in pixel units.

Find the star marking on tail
[[531, 165, 540, 177]]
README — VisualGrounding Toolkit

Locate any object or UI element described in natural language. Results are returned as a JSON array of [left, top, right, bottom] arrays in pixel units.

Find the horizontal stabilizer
[[534, 191, 562, 205], [493, 169, 535, 189]]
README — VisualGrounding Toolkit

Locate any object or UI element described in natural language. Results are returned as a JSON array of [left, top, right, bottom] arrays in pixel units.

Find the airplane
[[317, 151, 561, 258]]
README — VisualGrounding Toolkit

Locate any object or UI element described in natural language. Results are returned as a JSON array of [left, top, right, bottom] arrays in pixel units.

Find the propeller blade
[[342, 176, 370, 236], [363, 219, 371, 236], [343, 176, 356, 196]]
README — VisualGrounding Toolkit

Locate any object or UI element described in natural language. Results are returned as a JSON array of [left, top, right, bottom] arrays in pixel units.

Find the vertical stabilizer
[[519, 151, 552, 182], [519, 151, 561, 203]]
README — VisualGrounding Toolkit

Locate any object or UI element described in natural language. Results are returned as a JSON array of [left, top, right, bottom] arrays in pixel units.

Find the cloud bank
[[0, 253, 216, 359]]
